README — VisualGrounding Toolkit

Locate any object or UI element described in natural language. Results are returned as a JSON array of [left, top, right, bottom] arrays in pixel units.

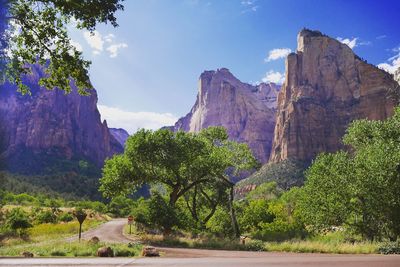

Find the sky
[[67, 0, 400, 134]]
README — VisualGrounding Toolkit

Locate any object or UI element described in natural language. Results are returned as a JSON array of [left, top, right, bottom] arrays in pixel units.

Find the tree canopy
[[100, 126, 259, 235], [298, 107, 400, 240], [0, 0, 124, 94]]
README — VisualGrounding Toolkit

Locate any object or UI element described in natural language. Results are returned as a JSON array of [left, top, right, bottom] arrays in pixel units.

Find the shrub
[[50, 250, 66, 256], [378, 240, 400, 254], [5, 208, 32, 236], [253, 219, 305, 242], [244, 239, 266, 251], [58, 213, 74, 223], [35, 210, 57, 224]]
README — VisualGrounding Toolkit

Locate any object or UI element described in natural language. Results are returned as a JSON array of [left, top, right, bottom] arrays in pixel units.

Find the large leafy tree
[[100, 126, 258, 236], [0, 0, 124, 94], [298, 107, 400, 240]]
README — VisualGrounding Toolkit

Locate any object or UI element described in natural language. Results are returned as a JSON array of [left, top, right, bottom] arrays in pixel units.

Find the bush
[[5, 208, 32, 236], [378, 240, 400, 254], [50, 250, 66, 256], [58, 213, 74, 223], [244, 239, 266, 251], [253, 219, 305, 242], [35, 210, 57, 224], [114, 248, 135, 257]]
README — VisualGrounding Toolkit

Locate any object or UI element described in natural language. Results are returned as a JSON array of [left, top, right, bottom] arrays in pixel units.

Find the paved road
[[1, 253, 400, 267], [2, 219, 400, 266], [75, 218, 134, 243]]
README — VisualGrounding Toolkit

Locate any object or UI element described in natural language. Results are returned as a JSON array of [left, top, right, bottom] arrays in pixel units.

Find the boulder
[[21, 251, 34, 258], [141, 246, 159, 257], [89, 236, 100, 244], [97, 246, 114, 257]]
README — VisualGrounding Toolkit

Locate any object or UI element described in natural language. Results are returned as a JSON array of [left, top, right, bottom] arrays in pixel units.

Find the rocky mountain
[[110, 128, 129, 146], [171, 68, 280, 163], [269, 29, 397, 163], [0, 64, 123, 173]]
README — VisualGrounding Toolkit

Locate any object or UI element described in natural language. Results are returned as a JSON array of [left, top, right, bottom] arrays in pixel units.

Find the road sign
[[128, 216, 134, 225]]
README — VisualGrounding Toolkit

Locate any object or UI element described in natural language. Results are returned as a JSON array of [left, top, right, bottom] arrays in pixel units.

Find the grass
[[0, 240, 142, 257], [265, 241, 378, 254], [131, 230, 380, 254]]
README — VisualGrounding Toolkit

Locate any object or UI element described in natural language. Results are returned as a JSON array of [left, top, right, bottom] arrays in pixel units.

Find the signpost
[[128, 215, 134, 234], [74, 209, 87, 242]]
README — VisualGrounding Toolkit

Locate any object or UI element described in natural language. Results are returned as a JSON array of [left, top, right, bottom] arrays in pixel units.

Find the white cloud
[[378, 50, 400, 74], [82, 31, 127, 58], [337, 37, 358, 49], [376, 35, 387, 40], [70, 40, 83, 52], [104, 34, 115, 43], [241, 0, 258, 13], [83, 30, 104, 54], [262, 70, 285, 84], [98, 105, 178, 134], [265, 48, 292, 62], [106, 43, 128, 58]]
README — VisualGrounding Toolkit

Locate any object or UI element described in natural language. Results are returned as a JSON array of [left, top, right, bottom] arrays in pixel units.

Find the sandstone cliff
[[270, 29, 397, 162], [110, 128, 129, 146], [172, 68, 279, 163], [0, 64, 123, 172]]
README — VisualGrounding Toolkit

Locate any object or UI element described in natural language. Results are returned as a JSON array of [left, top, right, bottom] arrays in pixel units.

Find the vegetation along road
[[3, 219, 399, 267]]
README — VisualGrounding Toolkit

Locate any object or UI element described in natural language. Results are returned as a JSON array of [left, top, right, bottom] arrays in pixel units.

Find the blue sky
[[68, 0, 400, 133]]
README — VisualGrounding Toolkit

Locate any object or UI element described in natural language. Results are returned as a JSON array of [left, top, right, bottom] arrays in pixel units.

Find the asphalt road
[[2, 219, 400, 266]]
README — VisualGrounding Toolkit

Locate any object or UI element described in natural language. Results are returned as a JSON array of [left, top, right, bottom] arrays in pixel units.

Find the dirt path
[[69, 218, 135, 243]]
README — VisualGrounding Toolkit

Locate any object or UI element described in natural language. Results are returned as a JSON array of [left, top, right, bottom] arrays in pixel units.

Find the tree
[[100, 126, 258, 237], [1, 0, 124, 94], [298, 107, 400, 240], [5, 208, 32, 236]]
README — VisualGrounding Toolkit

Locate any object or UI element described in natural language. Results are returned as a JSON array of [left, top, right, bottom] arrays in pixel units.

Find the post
[[79, 222, 82, 241], [74, 209, 87, 243], [127, 215, 134, 235]]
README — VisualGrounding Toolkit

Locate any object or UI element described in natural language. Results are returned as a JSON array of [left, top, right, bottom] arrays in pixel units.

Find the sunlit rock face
[[110, 128, 129, 146], [0, 64, 122, 172], [270, 29, 397, 163], [172, 68, 280, 163]]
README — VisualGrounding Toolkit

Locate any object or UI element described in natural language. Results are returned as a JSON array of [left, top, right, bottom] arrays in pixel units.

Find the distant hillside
[[0, 64, 123, 174], [110, 128, 129, 146]]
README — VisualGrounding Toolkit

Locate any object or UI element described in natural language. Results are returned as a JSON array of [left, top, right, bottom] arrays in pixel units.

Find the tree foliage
[[100, 126, 258, 236], [1, 0, 124, 94], [298, 107, 400, 240]]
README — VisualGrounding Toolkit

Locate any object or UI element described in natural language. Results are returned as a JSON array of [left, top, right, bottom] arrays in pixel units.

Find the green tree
[[1, 0, 124, 94], [298, 107, 400, 240], [297, 152, 353, 232], [5, 208, 32, 236], [100, 127, 258, 237]]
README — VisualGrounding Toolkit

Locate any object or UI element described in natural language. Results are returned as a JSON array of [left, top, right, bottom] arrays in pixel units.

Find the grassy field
[[125, 226, 380, 254], [0, 240, 142, 257], [0, 207, 143, 257]]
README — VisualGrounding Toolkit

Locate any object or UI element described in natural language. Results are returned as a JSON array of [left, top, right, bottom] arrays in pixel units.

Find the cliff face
[[110, 128, 129, 146], [270, 29, 397, 162], [172, 68, 279, 163], [0, 64, 123, 171]]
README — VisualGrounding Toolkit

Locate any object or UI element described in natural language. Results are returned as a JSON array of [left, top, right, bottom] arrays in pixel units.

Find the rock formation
[[171, 68, 279, 163], [0, 64, 123, 172], [270, 29, 398, 162], [110, 128, 129, 146]]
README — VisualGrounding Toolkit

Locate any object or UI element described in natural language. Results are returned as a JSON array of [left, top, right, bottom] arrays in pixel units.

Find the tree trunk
[[229, 186, 240, 238]]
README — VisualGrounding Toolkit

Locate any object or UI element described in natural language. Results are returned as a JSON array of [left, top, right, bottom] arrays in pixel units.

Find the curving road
[[2, 219, 400, 266]]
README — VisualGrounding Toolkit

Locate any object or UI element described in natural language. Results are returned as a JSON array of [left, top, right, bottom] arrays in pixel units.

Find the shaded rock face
[[0, 64, 123, 171], [110, 128, 129, 146], [172, 68, 280, 163], [270, 29, 397, 163]]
